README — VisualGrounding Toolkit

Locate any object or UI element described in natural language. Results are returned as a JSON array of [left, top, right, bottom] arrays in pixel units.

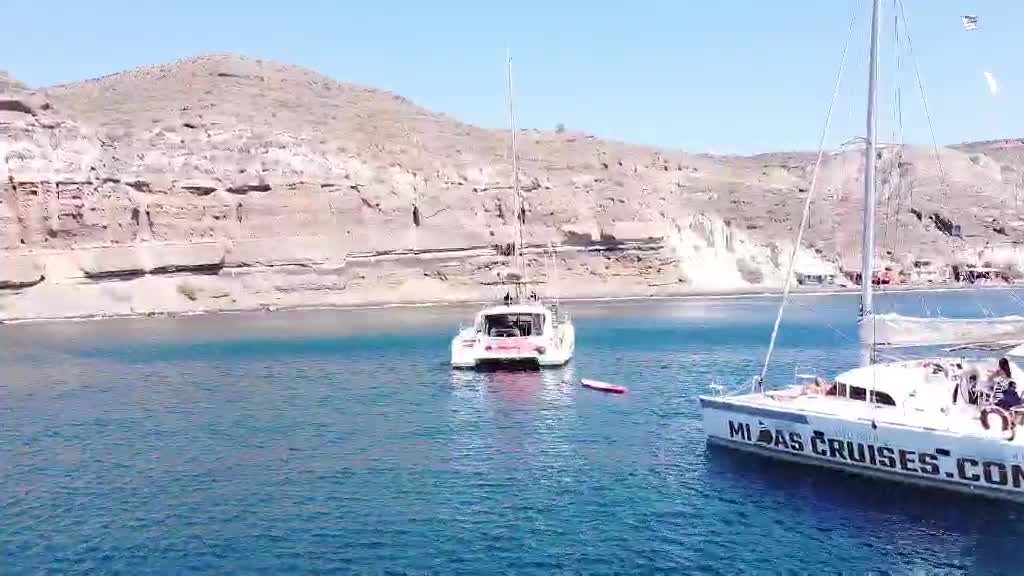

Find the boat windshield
[[483, 313, 544, 337]]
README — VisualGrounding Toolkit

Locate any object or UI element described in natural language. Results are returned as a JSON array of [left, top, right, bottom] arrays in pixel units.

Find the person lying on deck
[[803, 376, 837, 396]]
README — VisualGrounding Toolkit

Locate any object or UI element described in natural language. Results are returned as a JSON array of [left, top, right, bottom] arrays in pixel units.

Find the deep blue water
[[4, 290, 1024, 574]]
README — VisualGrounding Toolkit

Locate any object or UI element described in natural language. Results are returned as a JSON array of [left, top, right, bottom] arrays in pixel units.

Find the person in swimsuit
[[804, 376, 837, 396]]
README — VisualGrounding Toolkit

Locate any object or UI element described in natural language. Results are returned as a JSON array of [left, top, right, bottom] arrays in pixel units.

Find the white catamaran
[[701, 0, 1024, 501], [450, 56, 575, 369]]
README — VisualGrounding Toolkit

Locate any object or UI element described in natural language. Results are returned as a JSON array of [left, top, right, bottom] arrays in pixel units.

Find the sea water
[[3, 290, 1024, 574]]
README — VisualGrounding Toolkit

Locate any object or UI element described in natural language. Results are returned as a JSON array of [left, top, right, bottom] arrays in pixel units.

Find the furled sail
[[872, 313, 1024, 347]]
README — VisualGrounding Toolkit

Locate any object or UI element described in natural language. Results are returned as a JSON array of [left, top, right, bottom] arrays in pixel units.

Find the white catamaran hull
[[701, 396, 1024, 501]]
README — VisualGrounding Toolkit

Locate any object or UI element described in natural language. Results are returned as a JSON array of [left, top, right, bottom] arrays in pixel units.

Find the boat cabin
[[483, 313, 544, 337], [475, 305, 550, 338], [812, 358, 1024, 412]]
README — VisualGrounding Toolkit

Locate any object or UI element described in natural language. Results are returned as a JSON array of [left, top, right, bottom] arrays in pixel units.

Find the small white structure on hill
[[794, 256, 839, 286]]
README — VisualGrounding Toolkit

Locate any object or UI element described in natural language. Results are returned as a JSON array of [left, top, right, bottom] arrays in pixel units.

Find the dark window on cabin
[[842, 386, 895, 406], [483, 313, 545, 337], [871, 391, 896, 406]]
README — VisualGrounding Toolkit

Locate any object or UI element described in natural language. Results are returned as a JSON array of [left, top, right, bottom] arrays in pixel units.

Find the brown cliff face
[[0, 54, 1021, 320]]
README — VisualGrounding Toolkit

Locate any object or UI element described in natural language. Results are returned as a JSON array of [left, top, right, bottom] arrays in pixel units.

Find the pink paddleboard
[[581, 378, 627, 394]]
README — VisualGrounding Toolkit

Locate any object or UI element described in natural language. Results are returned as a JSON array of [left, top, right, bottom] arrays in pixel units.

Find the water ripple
[[3, 294, 1024, 574]]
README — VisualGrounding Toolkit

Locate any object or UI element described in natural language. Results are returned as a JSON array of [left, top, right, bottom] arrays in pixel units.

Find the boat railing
[[794, 370, 818, 388]]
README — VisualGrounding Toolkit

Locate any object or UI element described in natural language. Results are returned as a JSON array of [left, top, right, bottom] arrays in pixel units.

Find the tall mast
[[507, 53, 526, 299], [860, 0, 882, 364]]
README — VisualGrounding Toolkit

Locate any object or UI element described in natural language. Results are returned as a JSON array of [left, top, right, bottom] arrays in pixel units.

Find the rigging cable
[[878, 1, 895, 269], [897, 0, 994, 321], [901, 0, 999, 320], [890, 0, 907, 267], [896, 0, 951, 210], [758, 12, 858, 389]]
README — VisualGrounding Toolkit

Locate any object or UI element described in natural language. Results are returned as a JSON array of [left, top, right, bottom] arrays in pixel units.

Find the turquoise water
[[4, 291, 1024, 574]]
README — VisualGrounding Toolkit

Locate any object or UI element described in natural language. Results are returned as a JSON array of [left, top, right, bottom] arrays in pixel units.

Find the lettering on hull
[[726, 419, 1024, 491]]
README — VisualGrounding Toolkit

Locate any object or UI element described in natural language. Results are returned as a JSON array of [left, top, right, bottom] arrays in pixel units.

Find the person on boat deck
[[503, 292, 513, 305], [985, 357, 1019, 407], [985, 357, 1014, 393], [802, 378, 824, 394], [995, 357, 1013, 381], [996, 381, 1022, 410], [966, 373, 980, 405], [503, 316, 518, 330], [804, 376, 837, 396]]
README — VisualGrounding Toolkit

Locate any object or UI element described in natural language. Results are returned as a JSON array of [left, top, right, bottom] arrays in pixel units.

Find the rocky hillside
[[0, 54, 1021, 320]]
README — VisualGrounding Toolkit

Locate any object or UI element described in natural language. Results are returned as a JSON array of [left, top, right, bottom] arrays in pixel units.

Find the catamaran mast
[[507, 53, 526, 301], [860, 0, 882, 364]]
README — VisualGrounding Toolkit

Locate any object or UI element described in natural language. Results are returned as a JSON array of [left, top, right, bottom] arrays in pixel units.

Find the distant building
[[908, 259, 948, 284], [795, 270, 837, 286], [841, 267, 899, 286], [795, 260, 839, 286], [953, 264, 1011, 284]]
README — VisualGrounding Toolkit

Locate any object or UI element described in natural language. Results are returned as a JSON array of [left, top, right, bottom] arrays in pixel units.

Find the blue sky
[[0, 1, 1018, 154]]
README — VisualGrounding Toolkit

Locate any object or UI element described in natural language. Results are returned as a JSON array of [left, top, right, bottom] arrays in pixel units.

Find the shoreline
[[2, 283, 1020, 326]]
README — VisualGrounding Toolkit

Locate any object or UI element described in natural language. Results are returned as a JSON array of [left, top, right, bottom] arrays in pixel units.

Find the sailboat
[[450, 56, 576, 369], [701, 0, 1024, 500]]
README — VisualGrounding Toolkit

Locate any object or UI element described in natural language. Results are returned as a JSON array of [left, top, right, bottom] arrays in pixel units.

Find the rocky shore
[[2, 54, 1023, 322]]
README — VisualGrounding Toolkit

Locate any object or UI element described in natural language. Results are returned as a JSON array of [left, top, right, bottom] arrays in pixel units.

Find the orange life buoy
[[981, 406, 1015, 440]]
